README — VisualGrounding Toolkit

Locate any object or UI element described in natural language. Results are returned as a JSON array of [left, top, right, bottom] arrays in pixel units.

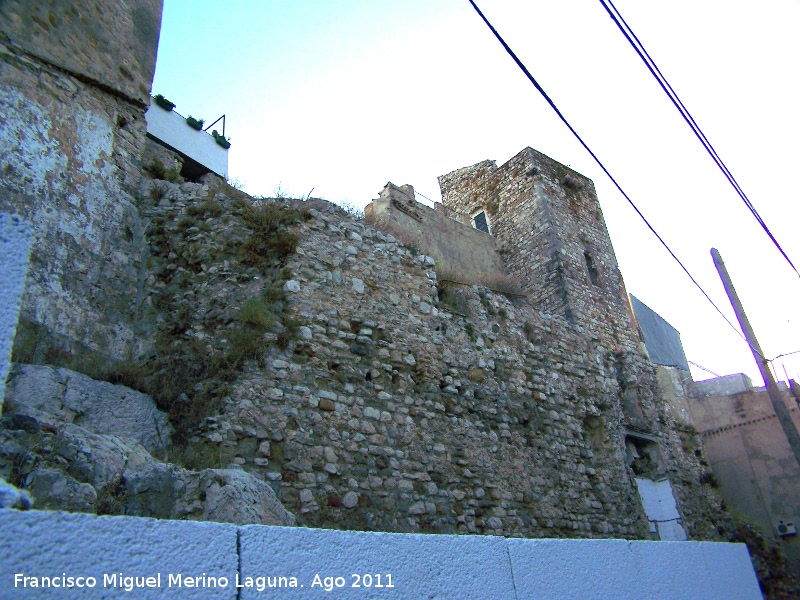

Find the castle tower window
[[584, 251, 601, 287], [472, 210, 490, 234]]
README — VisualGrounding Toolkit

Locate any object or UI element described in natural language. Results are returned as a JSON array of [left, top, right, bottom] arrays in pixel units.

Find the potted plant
[[212, 129, 231, 149], [153, 94, 175, 111], [186, 116, 204, 130]]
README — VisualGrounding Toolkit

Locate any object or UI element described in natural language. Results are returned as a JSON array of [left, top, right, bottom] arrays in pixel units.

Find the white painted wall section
[[0, 509, 761, 599], [145, 104, 228, 178], [0, 213, 32, 409]]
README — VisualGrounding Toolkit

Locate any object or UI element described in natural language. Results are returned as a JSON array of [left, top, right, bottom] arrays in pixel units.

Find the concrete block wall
[[0, 509, 761, 599], [0, 214, 32, 409]]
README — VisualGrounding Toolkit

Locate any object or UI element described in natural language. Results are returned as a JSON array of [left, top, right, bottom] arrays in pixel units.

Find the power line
[[465, 0, 752, 348], [414, 191, 437, 206], [688, 361, 720, 378], [598, 0, 800, 280]]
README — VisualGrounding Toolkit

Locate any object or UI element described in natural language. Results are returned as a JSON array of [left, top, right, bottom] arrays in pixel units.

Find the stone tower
[[438, 147, 642, 355]]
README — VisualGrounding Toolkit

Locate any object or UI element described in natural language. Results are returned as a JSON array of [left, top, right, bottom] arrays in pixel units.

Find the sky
[[151, 0, 800, 385]]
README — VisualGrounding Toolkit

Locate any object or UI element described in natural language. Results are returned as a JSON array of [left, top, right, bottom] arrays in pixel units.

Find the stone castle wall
[[365, 183, 506, 286], [439, 148, 641, 355], [130, 185, 725, 540], [0, 0, 730, 552], [0, 0, 163, 363]]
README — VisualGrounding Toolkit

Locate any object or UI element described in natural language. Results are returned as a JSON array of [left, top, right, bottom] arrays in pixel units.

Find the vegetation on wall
[[435, 263, 525, 303], [143, 159, 181, 183], [235, 197, 308, 271], [101, 175, 310, 456]]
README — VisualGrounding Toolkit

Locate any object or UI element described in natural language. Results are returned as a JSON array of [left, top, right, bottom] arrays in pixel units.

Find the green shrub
[[144, 159, 167, 179], [277, 317, 299, 350], [149, 182, 169, 203], [144, 159, 181, 183], [186, 116, 204, 130], [523, 321, 536, 342], [263, 285, 287, 304], [187, 199, 224, 219], [224, 326, 264, 370], [237, 200, 303, 270], [103, 360, 150, 391], [437, 282, 470, 315], [176, 216, 196, 233], [240, 299, 274, 329], [271, 231, 298, 256], [464, 322, 476, 342]]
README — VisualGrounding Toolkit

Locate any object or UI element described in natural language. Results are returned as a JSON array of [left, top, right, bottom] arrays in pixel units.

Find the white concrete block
[[0, 214, 32, 409], [0, 509, 762, 599], [508, 538, 761, 599], [238, 525, 515, 599], [508, 538, 634, 599], [0, 510, 238, 598], [628, 541, 711, 599], [699, 542, 764, 599]]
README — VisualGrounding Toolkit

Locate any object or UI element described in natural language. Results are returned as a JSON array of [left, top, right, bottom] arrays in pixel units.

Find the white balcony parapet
[[145, 103, 228, 179]]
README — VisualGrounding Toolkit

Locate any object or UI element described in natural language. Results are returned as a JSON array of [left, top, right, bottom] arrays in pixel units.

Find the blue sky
[[152, 0, 800, 384]]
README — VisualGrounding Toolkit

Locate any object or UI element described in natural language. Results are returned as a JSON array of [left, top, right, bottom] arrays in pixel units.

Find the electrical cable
[[414, 191, 438, 206], [466, 0, 753, 348], [688, 361, 720, 378], [598, 0, 800, 279]]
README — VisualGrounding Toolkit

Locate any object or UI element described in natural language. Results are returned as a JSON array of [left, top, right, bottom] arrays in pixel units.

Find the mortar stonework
[[439, 148, 640, 353], [0, 0, 739, 566], [130, 183, 724, 541]]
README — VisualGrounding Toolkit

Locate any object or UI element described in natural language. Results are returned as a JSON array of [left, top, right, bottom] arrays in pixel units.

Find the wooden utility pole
[[711, 248, 800, 468]]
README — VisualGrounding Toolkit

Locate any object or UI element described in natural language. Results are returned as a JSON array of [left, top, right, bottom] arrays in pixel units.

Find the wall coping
[[0, 509, 761, 599]]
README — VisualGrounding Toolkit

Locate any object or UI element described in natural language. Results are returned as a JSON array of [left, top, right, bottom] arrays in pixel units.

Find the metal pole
[[711, 248, 800, 467]]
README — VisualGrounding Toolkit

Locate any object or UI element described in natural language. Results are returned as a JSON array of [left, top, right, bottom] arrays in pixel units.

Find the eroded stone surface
[[0, 394, 295, 526], [5, 363, 171, 454]]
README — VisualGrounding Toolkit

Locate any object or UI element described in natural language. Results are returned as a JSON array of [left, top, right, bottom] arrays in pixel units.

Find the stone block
[[238, 526, 514, 599], [5, 364, 171, 454], [507, 538, 761, 599], [0, 510, 238, 599]]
